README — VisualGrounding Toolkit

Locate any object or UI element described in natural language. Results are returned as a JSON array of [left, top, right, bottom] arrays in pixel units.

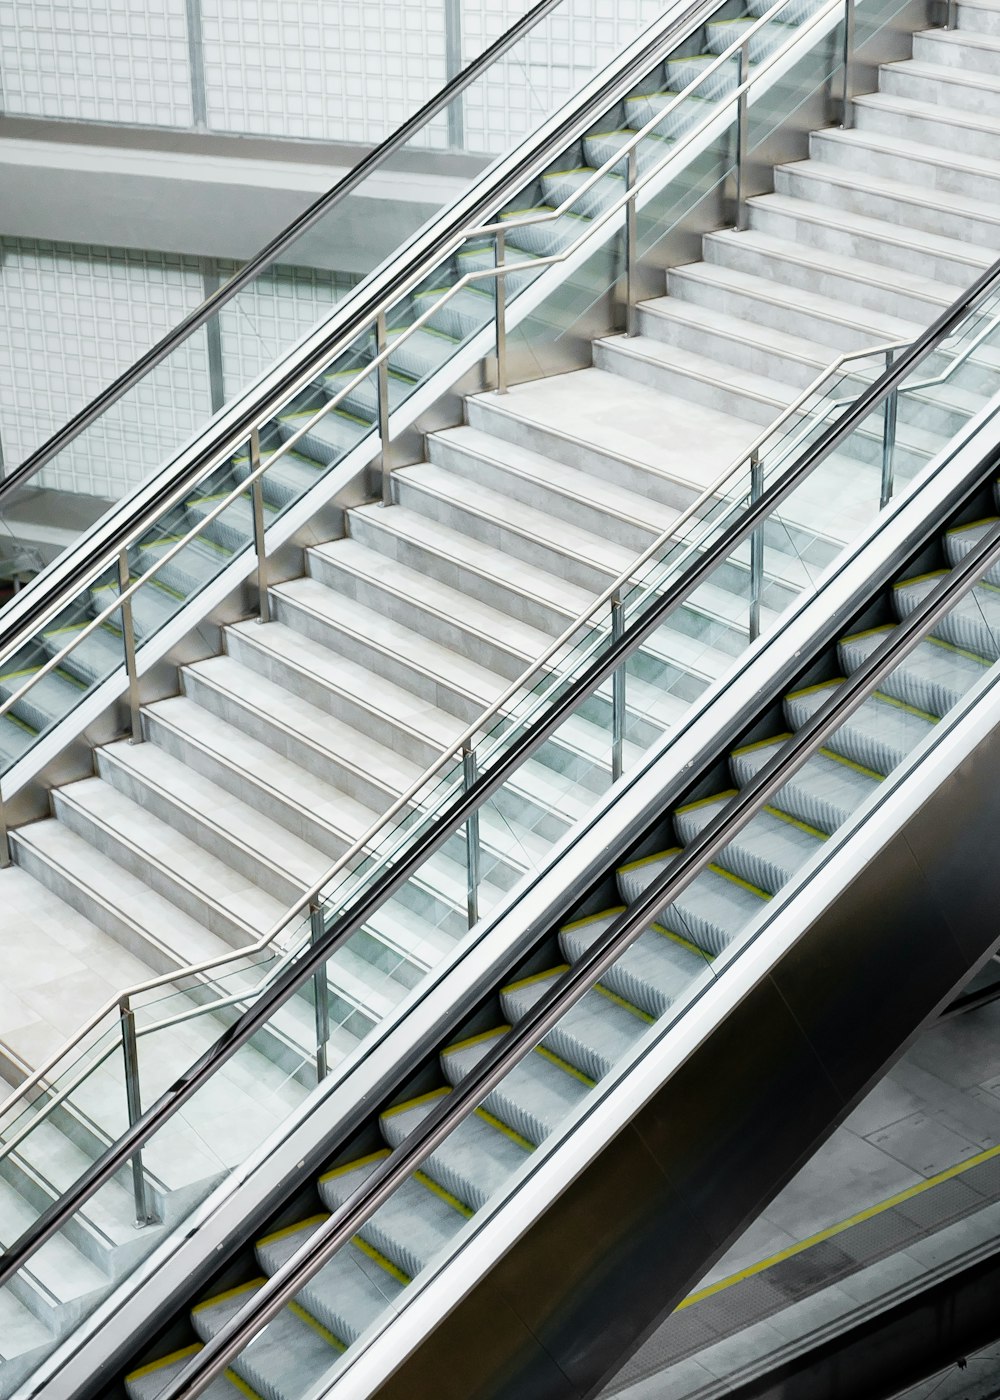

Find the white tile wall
[[0, 0, 195, 126], [0, 239, 210, 498]]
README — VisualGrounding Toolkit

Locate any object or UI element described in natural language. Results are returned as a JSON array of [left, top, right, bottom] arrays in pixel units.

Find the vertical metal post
[[117, 548, 143, 744], [841, 0, 856, 128], [463, 744, 481, 929], [377, 312, 393, 507], [625, 148, 638, 337], [495, 230, 508, 395], [946, 0, 957, 27], [749, 450, 764, 643], [881, 348, 898, 510], [249, 429, 270, 623], [735, 40, 750, 232], [184, 0, 208, 131], [444, 0, 465, 149], [201, 259, 226, 414], [611, 593, 626, 782], [310, 902, 330, 1084], [0, 783, 11, 869], [120, 996, 153, 1226]]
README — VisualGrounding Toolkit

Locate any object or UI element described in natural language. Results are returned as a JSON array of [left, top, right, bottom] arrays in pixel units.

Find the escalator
[[3, 273, 998, 1399]]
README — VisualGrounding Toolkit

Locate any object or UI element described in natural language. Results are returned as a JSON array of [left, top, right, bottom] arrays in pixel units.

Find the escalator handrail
[[0, 0, 723, 654], [0, 0, 566, 500], [1, 256, 997, 1292], [159, 508, 1000, 1400]]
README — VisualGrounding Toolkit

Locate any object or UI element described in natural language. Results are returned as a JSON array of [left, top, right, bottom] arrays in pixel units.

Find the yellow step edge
[[925, 634, 991, 665], [786, 678, 845, 701], [381, 1086, 451, 1119], [652, 921, 712, 960], [872, 690, 939, 723], [257, 1212, 329, 1250], [534, 1043, 596, 1087], [618, 847, 681, 875], [560, 905, 626, 933], [126, 1343, 202, 1382], [893, 568, 947, 589], [731, 732, 793, 757], [708, 862, 770, 901], [594, 982, 654, 1023], [475, 1105, 535, 1151], [503, 965, 569, 994], [352, 1233, 411, 1285], [319, 1148, 390, 1183], [762, 805, 828, 840], [948, 515, 999, 534], [840, 624, 894, 645], [288, 1300, 346, 1352], [442, 1025, 511, 1056], [415, 1169, 474, 1220], [819, 745, 884, 781], [193, 1277, 266, 1313], [675, 789, 737, 815]]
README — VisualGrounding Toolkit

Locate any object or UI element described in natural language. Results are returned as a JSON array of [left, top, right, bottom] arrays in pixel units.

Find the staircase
[[3, 1, 1000, 1387]]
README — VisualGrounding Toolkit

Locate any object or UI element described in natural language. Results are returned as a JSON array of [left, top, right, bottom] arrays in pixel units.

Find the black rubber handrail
[[0, 250, 997, 1294], [0, 0, 566, 500], [166, 512, 1000, 1400]]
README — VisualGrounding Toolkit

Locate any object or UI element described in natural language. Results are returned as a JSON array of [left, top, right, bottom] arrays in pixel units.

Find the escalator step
[[840, 625, 991, 716], [440, 1027, 591, 1145], [319, 1151, 466, 1280], [559, 909, 711, 1017], [617, 849, 769, 957], [255, 1214, 404, 1347], [125, 1343, 259, 1400], [380, 1088, 532, 1210], [673, 791, 826, 893], [501, 966, 649, 1081], [894, 570, 1000, 660], [192, 1279, 341, 1400], [943, 516, 1000, 585], [729, 735, 881, 833], [785, 681, 937, 775]]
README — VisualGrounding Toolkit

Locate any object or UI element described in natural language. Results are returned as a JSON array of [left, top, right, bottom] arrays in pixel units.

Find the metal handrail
[[0, 0, 567, 498], [0, 0, 824, 678], [0, 276, 994, 1287], [0, 338, 894, 1131], [164, 514, 1000, 1400]]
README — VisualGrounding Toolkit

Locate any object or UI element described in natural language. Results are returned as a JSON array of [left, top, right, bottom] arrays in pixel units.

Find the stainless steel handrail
[[161, 515, 1000, 1400], [0, 0, 566, 497], [0, 278, 993, 1288], [0, 337, 894, 1130]]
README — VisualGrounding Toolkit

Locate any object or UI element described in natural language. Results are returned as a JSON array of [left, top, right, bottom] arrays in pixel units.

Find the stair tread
[[854, 88, 1000, 137], [352, 494, 597, 618], [307, 537, 555, 665], [639, 293, 832, 366], [814, 123, 1000, 188], [888, 55, 1000, 93], [784, 158, 1000, 230], [599, 331, 797, 410], [429, 423, 682, 536]]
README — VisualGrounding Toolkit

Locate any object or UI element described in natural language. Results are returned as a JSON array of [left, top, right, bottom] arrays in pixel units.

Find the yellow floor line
[[678, 1139, 1000, 1311]]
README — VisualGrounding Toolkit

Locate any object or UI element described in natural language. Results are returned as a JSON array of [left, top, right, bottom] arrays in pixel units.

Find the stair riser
[[426, 434, 657, 555], [704, 230, 944, 328], [854, 99, 1000, 163], [95, 749, 303, 909], [346, 509, 572, 639], [912, 27, 1000, 71], [269, 591, 489, 726], [181, 668, 397, 814], [747, 197, 989, 289], [958, 1, 1000, 33], [222, 627, 441, 774], [879, 60, 1000, 115], [51, 791, 257, 952], [0, 1155, 118, 1276], [464, 396, 705, 514], [391, 471, 614, 596], [303, 550, 532, 684], [593, 337, 786, 427], [634, 307, 821, 391], [773, 164, 1000, 251], [810, 129, 1000, 208]]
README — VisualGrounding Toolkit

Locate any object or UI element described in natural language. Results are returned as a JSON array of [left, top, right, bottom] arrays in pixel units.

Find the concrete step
[[853, 89, 1000, 163], [810, 125, 1000, 210], [774, 158, 1000, 249], [957, 0, 1000, 33], [879, 55, 1000, 115], [464, 370, 760, 514], [746, 191, 993, 291], [911, 23, 1000, 74]]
